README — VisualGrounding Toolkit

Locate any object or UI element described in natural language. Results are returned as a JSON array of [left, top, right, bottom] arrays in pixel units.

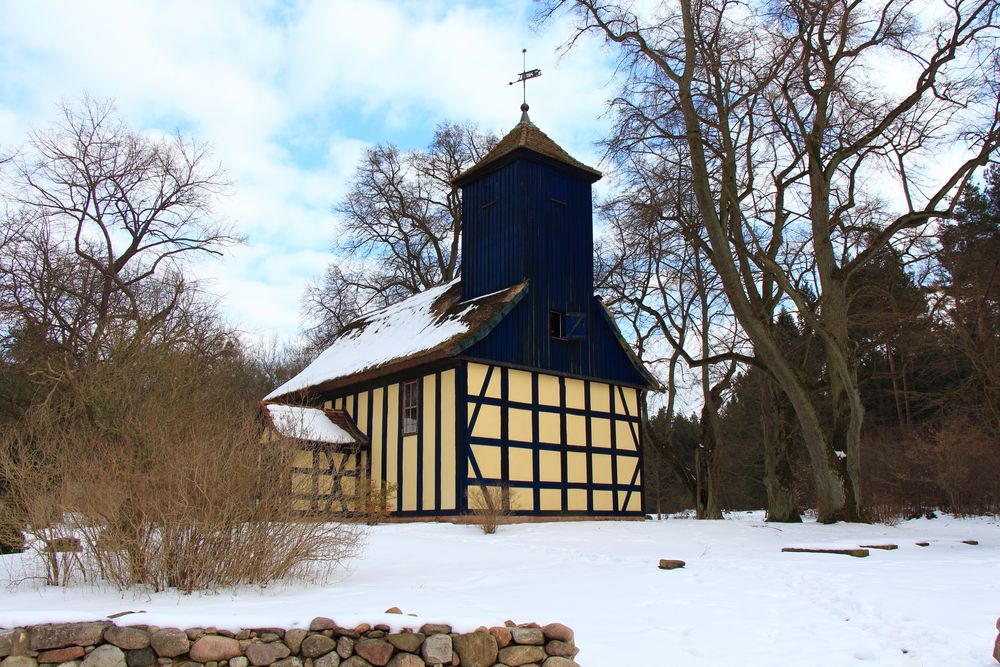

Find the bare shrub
[[0, 346, 364, 591], [469, 484, 511, 535], [914, 415, 1000, 516], [356, 481, 397, 526]]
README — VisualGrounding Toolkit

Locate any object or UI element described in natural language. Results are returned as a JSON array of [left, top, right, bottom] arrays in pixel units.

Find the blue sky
[[0, 0, 618, 341]]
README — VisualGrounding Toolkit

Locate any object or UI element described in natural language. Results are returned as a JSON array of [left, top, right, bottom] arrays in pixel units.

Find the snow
[[265, 281, 469, 400], [264, 404, 356, 444], [2, 513, 999, 666]]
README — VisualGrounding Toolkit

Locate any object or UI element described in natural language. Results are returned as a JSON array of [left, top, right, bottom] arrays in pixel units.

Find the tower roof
[[453, 107, 602, 186]]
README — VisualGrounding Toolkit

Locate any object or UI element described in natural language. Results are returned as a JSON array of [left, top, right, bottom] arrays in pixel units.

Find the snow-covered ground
[[2, 512, 999, 666]]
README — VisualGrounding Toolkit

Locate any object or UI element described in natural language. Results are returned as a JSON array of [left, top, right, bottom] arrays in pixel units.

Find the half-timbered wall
[[289, 445, 367, 515], [323, 368, 459, 515], [463, 361, 644, 516]]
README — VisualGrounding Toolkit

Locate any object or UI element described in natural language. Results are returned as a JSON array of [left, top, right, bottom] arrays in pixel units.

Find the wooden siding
[[463, 361, 644, 516], [458, 150, 648, 387]]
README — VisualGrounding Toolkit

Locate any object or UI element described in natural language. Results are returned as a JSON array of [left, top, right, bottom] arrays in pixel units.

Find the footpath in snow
[[2, 512, 998, 666]]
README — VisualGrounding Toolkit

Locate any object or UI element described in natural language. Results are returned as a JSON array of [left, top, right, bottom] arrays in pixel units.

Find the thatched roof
[[265, 279, 528, 401]]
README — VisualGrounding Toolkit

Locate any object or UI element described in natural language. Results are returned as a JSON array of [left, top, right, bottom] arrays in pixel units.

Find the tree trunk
[[761, 378, 801, 522]]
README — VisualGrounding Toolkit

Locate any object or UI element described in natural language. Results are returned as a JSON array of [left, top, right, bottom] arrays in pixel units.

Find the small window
[[549, 310, 566, 340], [402, 380, 419, 435]]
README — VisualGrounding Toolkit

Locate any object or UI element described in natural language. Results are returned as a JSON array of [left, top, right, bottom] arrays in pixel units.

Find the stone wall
[[0, 618, 580, 667]]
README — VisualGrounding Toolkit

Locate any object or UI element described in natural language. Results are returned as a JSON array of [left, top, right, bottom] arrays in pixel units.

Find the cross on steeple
[[508, 48, 541, 116]]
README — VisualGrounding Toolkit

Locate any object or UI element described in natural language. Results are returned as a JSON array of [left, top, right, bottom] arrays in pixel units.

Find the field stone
[[284, 630, 308, 655], [488, 627, 511, 649], [418, 625, 451, 637], [0, 631, 12, 658], [313, 652, 340, 667], [301, 636, 337, 659], [228, 658, 248, 667], [384, 655, 421, 667], [1, 657, 38, 667], [498, 645, 546, 666], [993, 630, 1000, 664], [541, 658, 579, 667], [190, 637, 241, 663], [385, 634, 422, 654], [335, 638, 353, 660], [125, 649, 155, 667], [244, 642, 290, 666], [80, 645, 126, 667], [353, 640, 392, 667], [339, 658, 372, 667], [452, 631, 497, 667], [149, 629, 189, 658], [510, 629, 544, 646], [309, 620, 336, 633], [540, 625, 572, 644], [543, 641, 577, 658], [272, 658, 302, 667], [31, 624, 111, 651], [421, 635, 452, 664], [55, 662, 79, 667], [105, 628, 150, 652], [38, 647, 86, 663]]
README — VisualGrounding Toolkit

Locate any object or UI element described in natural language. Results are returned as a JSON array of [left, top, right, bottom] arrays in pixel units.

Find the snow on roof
[[264, 404, 359, 445], [264, 279, 527, 401]]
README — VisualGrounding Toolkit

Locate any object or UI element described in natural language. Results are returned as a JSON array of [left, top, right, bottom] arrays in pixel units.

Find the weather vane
[[509, 48, 541, 107]]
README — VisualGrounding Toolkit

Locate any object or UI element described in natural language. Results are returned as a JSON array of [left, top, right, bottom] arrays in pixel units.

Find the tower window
[[549, 310, 566, 340], [402, 380, 419, 435]]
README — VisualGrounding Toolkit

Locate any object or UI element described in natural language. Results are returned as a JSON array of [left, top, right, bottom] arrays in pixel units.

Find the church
[[263, 104, 659, 519]]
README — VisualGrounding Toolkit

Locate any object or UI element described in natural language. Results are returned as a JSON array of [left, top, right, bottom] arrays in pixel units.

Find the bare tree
[[0, 97, 238, 368], [549, 0, 1000, 522], [303, 122, 497, 348]]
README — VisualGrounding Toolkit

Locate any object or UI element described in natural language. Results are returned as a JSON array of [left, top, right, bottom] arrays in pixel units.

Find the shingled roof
[[454, 109, 602, 186], [264, 279, 528, 402]]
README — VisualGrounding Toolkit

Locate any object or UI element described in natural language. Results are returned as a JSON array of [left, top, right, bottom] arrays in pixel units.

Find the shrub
[[468, 484, 511, 535], [0, 346, 364, 591]]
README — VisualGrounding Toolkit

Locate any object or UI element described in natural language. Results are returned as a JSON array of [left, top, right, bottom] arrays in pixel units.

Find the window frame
[[402, 379, 420, 435], [549, 310, 566, 340]]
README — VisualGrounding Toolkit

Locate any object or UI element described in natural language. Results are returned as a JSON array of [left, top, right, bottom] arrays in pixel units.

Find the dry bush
[[914, 415, 1000, 515], [357, 481, 396, 526], [468, 484, 510, 535], [0, 347, 364, 591]]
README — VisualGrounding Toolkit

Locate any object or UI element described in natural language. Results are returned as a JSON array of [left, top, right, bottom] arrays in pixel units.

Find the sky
[[0, 0, 618, 342]]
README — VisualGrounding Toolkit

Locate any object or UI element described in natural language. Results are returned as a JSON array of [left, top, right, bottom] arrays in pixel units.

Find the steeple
[[453, 109, 601, 187]]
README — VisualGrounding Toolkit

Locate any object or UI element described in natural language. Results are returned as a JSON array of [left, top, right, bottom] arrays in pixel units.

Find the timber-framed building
[[264, 106, 659, 519]]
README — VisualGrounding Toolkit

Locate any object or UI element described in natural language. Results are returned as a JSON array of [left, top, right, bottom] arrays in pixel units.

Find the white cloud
[[0, 0, 618, 340]]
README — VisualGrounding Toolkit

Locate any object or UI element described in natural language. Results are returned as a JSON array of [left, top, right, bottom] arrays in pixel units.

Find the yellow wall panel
[[509, 408, 533, 443], [468, 362, 501, 399], [568, 488, 588, 511], [386, 384, 399, 501], [402, 435, 417, 511], [471, 403, 501, 439], [617, 421, 638, 451], [591, 417, 611, 448], [592, 453, 613, 484], [440, 369, 456, 510], [508, 369, 533, 402], [539, 488, 562, 511], [509, 447, 534, 482], [508, 487, 532, 512], [356, 392, 369, 436], [615, 386, 639, 417], [566, 414, 586, 446], [539, 449, 562, 482], [291, 473, 311, 495], [590, 382, 610, 412], [618, 490, 630, 512], [538, 412, 561, 444], [567, 451, 588, 483], [593, 490, 614, 511], [623, 492, 641, 513], [537, 374, 560, 406], [422, 374, 437, 511], [323, 399, 333, 410], [617, 456, 638, 486], [371, 387, 384, 485], [471, 444, 501, 479], [565, 378, 585, 410], [293, 449, 313, 468]]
